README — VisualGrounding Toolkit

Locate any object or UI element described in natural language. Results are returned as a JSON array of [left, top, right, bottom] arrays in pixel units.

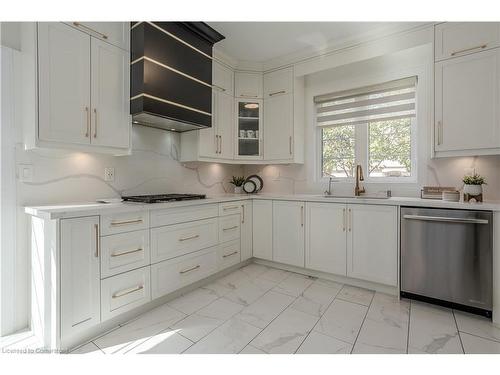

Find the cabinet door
[[198, 90, 218, 158], [60, 216, 100, 340], [305, 203, 347, 276], [91, 38, 130, 149], [252, 200, 273, 260], [435, 22, 500, 61], [69, 22, 130, 50], [264, 67, 293, 97], [264, 93, 293, 160], [38, 22, 91, 145], [240, 201, 253, 261], [235, 72, 263, 98], [235, 98, 263, 159], [218, 92, 234, 159], [435, 49, 500, 152], [273, 201, 305, 267], [213, 61, 234, 96], [347, 204, 398, 286]]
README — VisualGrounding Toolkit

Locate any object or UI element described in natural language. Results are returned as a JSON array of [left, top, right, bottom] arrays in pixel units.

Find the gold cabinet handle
[[110, 219, 143, 227], [348, 208, 352, 232], [112, 285, 143, 299], [342, 208, 346, 232], [94, 223, 99, 258], [300, 205, 304, 227], [289, 136, 292, 155], [212, 84, 226, 92], [437, 121, 443, 146], [223, 205, 239, 211], [179, 265, 200, 274], [223, 225, 238, 231], [269, 90, 285, 97], [219, 135, 222, 154], [73, 22, 108, 40], [93, 108, 97, 138], [110, 248, 143, 258], [179, 234, 199, 242], [241, 204, 245, 224], [85, 106, 90, 137], [451, 44, 487, 56], [222, 251, 238, 258], [240, 94, 259, 98]]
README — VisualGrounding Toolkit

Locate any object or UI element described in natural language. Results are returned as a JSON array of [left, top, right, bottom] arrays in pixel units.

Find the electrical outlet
[[17, 164, 34, 182], [104, 167, 115, 182]]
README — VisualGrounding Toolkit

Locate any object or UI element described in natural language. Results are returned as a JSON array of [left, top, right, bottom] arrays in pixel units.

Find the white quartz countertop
[[25, 193, 500, 220]]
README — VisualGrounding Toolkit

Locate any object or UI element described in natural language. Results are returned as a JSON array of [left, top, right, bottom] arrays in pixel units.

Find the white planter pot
[[234, 186, 243, 194], [463, 184, 483, 196]]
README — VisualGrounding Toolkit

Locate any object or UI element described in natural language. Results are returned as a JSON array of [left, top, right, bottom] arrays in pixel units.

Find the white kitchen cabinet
[[235, 98, 263, 159], [60, 216, 100, 342], [235, 71, 263, 98], [219, 214, 241, 243], [252, 200, 273, 261], [264, 67, 293, 97], [68, 22, 130, 50], [435, 22, 500, 61], [90, 38, 130, 149], [213, 60, 234, 96], [435, 48, 500, 155], [217, 91, 234, 158], [305, 202, 347, 276], [240, 201, 253, 261], [217, 240, 241, 270], [38, 22, 91, 145], [346, 204, 398, 286], [272, 200, 305, 267], [264, 93, 293, 161]]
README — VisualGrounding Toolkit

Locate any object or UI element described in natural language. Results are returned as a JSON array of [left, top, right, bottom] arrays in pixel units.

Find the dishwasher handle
[[403, 214, 489, 225]]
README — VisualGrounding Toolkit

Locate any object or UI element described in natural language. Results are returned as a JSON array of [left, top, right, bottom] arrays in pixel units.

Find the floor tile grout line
[[349, 291, 375, 354], [456, 329, 500, 344], [406, 300, 412, 354], [452, 310, 466, 354]]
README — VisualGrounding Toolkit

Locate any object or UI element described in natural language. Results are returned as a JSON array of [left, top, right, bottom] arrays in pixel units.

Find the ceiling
[[208, 22, 418, 64]]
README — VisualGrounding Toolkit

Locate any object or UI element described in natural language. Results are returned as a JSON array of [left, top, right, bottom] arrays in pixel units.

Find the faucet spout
[[355, 165, 366, 196]]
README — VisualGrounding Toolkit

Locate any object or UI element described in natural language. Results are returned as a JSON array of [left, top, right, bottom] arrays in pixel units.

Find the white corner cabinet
[[21, 22, 131, 154], [434, 22, 500, 157], [180, 64, 304, 164]]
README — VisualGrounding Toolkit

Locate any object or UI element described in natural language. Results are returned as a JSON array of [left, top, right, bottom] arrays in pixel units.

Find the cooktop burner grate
[[122, 194, 206, 203]]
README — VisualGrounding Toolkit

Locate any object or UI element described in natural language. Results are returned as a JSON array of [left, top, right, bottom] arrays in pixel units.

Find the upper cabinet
[[235, 98, 263, 159], [24, 22, 131, 154], [434, 22, 500, 157], [67, 22, 130, 51], [435, 22, 500, 61], [263, 67, 293, 97], [213, 61, 234, 96], [235, 71, 263, 98]]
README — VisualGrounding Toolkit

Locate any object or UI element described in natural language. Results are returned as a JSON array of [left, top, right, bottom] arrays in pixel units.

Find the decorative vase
[[234, 186, 243, 194], [463, 184, 483, 202]]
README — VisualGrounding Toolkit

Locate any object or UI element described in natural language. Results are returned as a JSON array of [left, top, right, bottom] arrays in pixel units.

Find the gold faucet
[[355, 164, 365, 196]]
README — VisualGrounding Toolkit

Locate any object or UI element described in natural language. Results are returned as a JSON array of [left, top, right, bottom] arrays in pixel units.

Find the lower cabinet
[[252, 200, 273, 260], [305, 202, 347, 275], [217, 240, 241, 270], [347, 204, 398, 286], [240, 201, 253, 261], [60, 216, 101, 342], [272, 200, 305, 267]]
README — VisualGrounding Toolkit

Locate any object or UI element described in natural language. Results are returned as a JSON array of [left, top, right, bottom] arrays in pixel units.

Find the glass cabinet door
[[236, 99, 262, 158]]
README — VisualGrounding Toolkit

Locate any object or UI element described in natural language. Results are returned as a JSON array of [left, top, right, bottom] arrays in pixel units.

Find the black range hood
[[130, 22, 225, 132]]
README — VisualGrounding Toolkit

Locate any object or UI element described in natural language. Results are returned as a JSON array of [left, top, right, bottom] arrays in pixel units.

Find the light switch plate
[[104, 167, 115, 182], [17, 164, 34, 182]]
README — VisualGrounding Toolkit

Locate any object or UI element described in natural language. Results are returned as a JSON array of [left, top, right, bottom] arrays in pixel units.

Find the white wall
[[245, 44, 500, 200]]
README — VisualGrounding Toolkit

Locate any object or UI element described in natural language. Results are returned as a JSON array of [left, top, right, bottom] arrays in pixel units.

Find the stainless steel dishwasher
[[400, 206, 493, 317]]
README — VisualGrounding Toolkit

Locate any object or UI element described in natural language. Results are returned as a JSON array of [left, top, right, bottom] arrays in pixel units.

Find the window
[[316, 77, 416, 181]]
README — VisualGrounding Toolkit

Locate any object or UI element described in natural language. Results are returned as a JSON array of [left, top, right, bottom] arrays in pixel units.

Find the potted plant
[[230, 176, 246, 194], [463, 173, 486, 202]]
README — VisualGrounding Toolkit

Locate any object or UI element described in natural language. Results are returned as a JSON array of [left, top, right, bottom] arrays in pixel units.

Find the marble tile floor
[[63, 263, 500, 354]]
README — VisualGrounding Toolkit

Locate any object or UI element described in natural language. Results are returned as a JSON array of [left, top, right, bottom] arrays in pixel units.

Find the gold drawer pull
[[73, 22, 108, 40], [111, 248, 143, 257], [451, 44, 487, 56], [223, 225, 238, 231], [212, 84, 226, 92], [110, 218, 143, 226], [223, 206, 239, 211], [180, 265, 200, 274], [222, 251, 238, 258], [112, 285, 144, 299], [269, 90, 286, 96], [179, 234, 199, 242]]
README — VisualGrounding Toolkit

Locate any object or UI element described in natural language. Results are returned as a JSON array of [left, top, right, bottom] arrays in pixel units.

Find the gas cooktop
[[122, 194, 206, 204]]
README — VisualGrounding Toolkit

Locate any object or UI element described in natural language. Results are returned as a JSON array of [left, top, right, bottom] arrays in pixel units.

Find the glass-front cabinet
[[235, 98, 263, 159]]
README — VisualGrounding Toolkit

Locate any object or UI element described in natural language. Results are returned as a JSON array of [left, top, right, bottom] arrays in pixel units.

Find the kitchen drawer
[[101, 266, 151, 321], [101, 210, 149, 236], [151, 247, 217, 299], [100, 230, 150, 278], [217, 240, 241, 271], [150, 217, 218, 263], [219, 214, 240, 243], [150, 204, 218, 228], [219, 201, 243, 216]]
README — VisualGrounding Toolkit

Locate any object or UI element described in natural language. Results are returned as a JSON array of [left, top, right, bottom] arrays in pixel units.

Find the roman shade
[[314, 77, 417, 127]]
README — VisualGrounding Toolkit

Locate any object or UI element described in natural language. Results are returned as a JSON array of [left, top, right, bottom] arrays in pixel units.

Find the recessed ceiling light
[[244, 103, 259, 109], [171, 129, 176, 131]]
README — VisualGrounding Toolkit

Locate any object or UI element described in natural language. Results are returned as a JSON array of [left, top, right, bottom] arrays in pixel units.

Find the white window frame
[[316, 117, 417, 184]]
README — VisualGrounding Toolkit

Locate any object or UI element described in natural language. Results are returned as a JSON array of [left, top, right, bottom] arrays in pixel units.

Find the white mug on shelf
[[239, 130, 246, 138], [246, 130, 255, 138]]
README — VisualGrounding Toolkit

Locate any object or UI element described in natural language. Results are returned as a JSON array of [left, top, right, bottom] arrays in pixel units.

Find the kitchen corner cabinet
[[240, 201, 253, 261], [26, 22, 130, 154], [252, 200, 273, 260], [235, 71, 263, 99], [60, 216, 101, 344], [273, 200, 305, 267]]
